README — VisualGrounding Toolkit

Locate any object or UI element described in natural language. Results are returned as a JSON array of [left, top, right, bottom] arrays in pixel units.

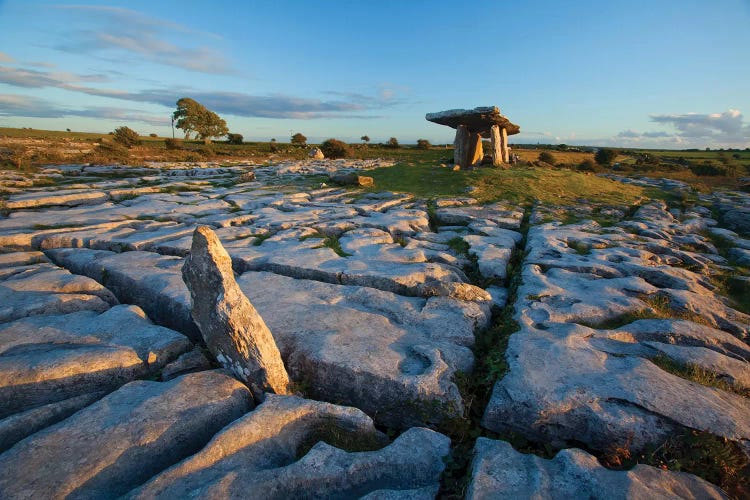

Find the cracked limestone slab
[[0, 371, 252, 500], [45, 248, 200, 340], [46, 248, 490, 428], [467, 438, 726, 499], [0, 261, 117, 323], [128, 394, 449, 500], [483, 206, 750, 456], [5, 188, 110, 209], [239, 271, 491, 427], [0, 304, 193, 420]]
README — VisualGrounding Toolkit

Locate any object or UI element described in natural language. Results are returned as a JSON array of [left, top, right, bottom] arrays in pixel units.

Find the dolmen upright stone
[[182, 225, 291, 399], [426, 106, 520, 168]]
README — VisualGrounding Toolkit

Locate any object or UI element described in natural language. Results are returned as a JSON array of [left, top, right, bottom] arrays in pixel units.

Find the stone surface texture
[[2, 158, 748, 497], [467, 438, 726, 499]]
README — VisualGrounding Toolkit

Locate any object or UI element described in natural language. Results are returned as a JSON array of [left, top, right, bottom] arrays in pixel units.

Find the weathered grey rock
[[0, 371, 252, 500], [467, 438, 726, 499], [483, 209, 750, 455], [45, 248, 199, 339], [0, 262, 116, 323], [0, 304, 192, 418], [128, 394, 449, 499], [0, 251, 48, 268], [160, 347, 212, 381], [5, 188, 109, 209], [728, 247, 750, 266], [723, 208, 750, 235], [182, 225, 291, 397], [329, 172, 375, 187], [239, 271, 489, 427], [0, 392, 105, 452]]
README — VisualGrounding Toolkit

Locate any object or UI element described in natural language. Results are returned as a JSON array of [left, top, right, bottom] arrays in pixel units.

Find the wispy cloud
[[51, 5, 231, 74], [0, 65, 397, 119], [0, 52, 15, 63], [0, 93, 166, 126]]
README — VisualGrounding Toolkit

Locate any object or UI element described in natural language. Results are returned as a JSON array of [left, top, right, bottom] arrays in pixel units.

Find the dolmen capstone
[[426, 106, 520, 169]]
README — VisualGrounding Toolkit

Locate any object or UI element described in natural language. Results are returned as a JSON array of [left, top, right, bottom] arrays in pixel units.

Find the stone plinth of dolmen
[[426, 106, 520, 169]]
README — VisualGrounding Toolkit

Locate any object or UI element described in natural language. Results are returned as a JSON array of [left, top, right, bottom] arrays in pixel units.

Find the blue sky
[[1, 0, 749, 148]]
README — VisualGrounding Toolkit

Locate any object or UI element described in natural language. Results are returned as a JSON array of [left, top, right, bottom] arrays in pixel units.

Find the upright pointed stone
[[182, 225, 291, 398], [490, 124, 503, 166], [468, 132, 484, 166], [501, 126, 509, 163]]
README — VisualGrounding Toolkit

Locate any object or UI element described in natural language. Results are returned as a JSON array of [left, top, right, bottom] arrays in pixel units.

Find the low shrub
[[112, 126, 140, 148], [577, 158, 602, 173], [690, 164, 728, 176], [538, 151, 556, 165], [227, 133, 243, 145], [417, 139, 431, 150], [320, 138, 351, 159], [595, 148, 618, 166], [164, 138, 182, 150]]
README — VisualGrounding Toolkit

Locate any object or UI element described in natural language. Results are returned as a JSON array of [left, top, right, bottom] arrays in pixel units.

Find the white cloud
[[52, 5, 231, 74], [650, 109, 748, 141]]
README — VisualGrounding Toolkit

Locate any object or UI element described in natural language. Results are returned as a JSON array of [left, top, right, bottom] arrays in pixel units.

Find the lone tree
[[594, 148, 618, 166], [360, 135, 370, 145], [291, 132, 307, 147], [416, 139, 431, 150], [112, 126, 140, 148], [173, 97, 228, 143], [387, 137, 399, 148]]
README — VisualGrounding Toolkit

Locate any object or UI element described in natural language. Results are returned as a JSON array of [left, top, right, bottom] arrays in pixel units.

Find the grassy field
[[1, 127, 748, 201]]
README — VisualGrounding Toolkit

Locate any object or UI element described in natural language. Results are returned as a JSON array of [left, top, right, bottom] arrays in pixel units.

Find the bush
[[690, 164, 728, 176], [594, 148, 618, 166], [538, 151, 556, 165], [577, 158, 601, 173], [227, 133, 243, 145], [112, 126, 140, 148], [291, 133, 307, 147], [320, 138, 351, 159], [387, 137, 400, 148], [149, 133, 158, 138], [164, 138, 182, 150], [416, 139, 431, 150]]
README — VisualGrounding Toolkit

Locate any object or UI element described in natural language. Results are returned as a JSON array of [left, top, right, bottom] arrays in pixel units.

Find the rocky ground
[[0, 159, 748, 498]]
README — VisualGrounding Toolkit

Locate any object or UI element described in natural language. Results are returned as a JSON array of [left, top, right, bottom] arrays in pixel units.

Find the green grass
[[649, 354, 749, 398], [366, 164, 656, 205], [318, 235, 351, 257]]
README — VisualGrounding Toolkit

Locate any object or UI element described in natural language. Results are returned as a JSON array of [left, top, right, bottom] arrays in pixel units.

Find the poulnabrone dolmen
[[426, 106, 520, 169]]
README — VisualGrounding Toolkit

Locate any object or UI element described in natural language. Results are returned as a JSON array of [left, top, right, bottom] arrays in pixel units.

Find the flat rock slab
[[0, 304, 193, 419], [0, 371, 252, 500], [0, 259, 117, 323], [425, 106, 520, 135], [5, 188, 109, 209], [467, 438, 725, 499], [48, 247, 490, 428], [239, 271, 491, 427], [129, 394, 449, 499], [46, 248, 200, 340]]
